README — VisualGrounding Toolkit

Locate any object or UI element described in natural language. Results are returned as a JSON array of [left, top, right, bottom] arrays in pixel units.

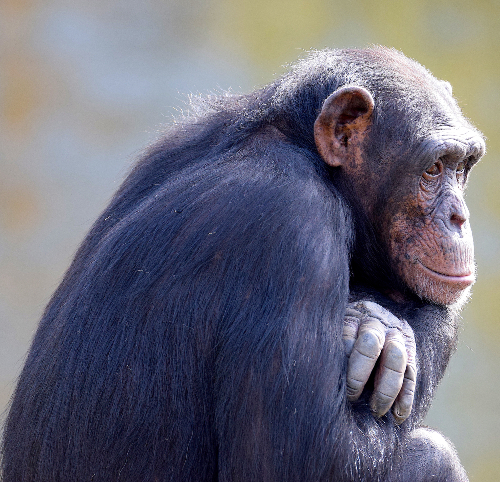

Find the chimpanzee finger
[[346, 317, 385, 402], [392, 364, 417, 424], [343, 308, 362, 356], [370, 329, 407, 417]]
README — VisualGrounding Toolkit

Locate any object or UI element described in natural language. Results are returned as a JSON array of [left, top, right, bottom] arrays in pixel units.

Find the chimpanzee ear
[[314, 85, 374, 167]]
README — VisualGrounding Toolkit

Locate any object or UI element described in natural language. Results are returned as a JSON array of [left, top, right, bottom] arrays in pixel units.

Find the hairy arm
[[195, 141, 409, 480]]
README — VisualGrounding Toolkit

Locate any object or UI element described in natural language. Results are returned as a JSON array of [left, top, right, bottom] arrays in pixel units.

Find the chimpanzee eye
[[456, 159, 470, 185], [423, 162, 441, 179], [426, 164, 439, 175]]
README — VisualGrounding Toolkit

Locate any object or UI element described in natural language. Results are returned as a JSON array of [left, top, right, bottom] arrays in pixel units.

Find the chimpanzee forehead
[[419, 126, 486, 164], [371, 66, 484, 162], [409, 124, 486, 169]]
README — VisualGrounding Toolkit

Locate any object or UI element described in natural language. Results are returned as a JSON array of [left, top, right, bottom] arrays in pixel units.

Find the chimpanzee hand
[[343, 300, 417, 424]]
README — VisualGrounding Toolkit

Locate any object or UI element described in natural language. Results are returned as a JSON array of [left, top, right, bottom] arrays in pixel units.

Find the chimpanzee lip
[[418, 262, 475, 285]]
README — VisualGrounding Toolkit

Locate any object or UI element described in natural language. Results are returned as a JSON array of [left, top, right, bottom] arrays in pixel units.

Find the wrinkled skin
[[315, 82, 485, 423], [387, 131, 483, 306]]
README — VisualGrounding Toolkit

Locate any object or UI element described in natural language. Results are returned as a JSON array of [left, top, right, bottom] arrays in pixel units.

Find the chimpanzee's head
[[314, 48, 485, 306]]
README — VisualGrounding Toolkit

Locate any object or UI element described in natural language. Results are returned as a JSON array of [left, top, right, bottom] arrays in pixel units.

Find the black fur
[[2, 48, 468, 481]]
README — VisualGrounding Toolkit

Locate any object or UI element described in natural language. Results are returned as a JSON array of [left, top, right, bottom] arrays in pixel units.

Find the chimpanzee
[[2, 47, 485, 481]]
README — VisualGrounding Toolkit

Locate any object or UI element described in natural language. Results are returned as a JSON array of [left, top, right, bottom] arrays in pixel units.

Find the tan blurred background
[[1, 0, 499, 479]]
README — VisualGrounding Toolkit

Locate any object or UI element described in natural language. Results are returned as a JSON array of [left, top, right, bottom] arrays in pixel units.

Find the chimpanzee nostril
[[448, 198, 469, 230], [450, 212, 466, 227]]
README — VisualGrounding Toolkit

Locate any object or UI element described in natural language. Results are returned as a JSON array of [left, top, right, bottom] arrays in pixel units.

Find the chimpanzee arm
[[189, 140, 398, 481], [208, 145, 465, 481], [212, 176, 353, 481]]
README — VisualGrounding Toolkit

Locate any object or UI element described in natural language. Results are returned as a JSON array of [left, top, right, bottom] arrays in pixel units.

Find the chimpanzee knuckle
[[364, 301, 391, 316], [343, 339, 355, 357], [397, 391, 414, 409], [384, 327, 404, 344], [342, 328, 357, 343], [343, 315, 359, 331], [377, 364, 405, 394], [352, 300, 382, 317], [345, 307, 363, 318], [392, 368, 417, 424], [401, 379, 416, 398], [346, 377, 365, 401], [347, 348, 378, 384], [360, 317, 386, 335], [370, 391, 395, 417], [355, 328, 384, 359], [404, 364, 417, 383], [358, 301, 399, 325], [343, 316, 360, 355], [343, 334, 356, 357], [383, 341, 407, 372]]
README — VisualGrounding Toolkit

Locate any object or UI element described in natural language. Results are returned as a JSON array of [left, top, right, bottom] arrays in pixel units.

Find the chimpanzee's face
[[384, 123, 485, 306]]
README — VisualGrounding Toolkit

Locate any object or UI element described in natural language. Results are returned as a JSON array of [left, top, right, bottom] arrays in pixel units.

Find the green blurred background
[[1, 0, 499, 478]]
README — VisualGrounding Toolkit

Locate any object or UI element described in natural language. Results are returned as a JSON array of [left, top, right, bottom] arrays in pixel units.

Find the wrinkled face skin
[[384, 126, 485, 306], [313, 80, 486, 307]]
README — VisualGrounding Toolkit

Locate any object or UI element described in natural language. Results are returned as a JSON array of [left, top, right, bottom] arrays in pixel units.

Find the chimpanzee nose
[[448, 198, 469, 230]]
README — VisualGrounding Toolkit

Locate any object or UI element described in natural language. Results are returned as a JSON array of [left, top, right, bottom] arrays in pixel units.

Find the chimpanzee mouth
[[418, 262, 475, 286]]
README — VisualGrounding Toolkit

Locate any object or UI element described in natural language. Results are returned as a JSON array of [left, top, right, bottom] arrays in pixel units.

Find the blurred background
[[1, 0, 499, 478]]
